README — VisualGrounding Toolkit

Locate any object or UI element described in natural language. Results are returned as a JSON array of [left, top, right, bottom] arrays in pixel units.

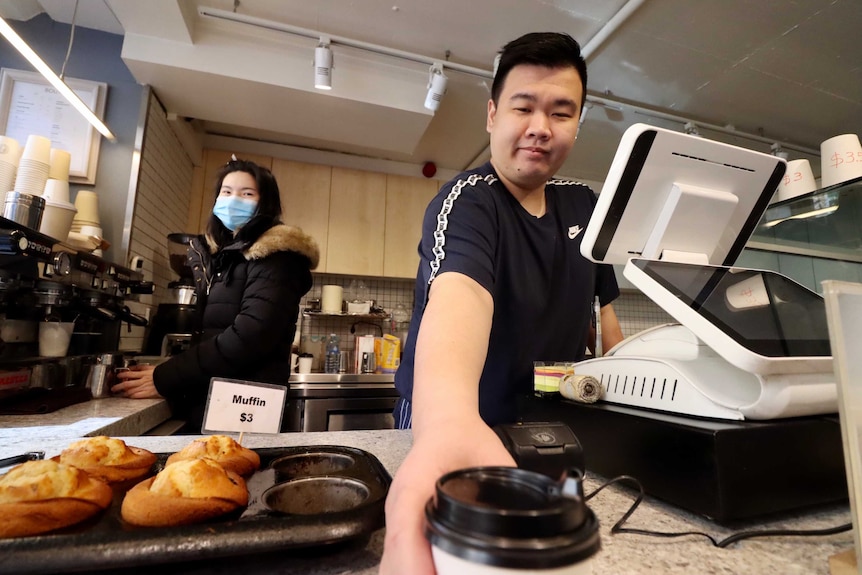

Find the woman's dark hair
[[491, 32, 587, 110], [206, 158, 283, 247]]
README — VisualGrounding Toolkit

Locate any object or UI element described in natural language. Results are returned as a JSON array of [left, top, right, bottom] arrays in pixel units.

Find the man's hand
[[379, 422, 515, 575], [380, 271, 501, 574]]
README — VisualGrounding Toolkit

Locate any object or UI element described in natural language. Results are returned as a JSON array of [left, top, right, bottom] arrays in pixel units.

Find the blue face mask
[[213, 196, 258, 231]]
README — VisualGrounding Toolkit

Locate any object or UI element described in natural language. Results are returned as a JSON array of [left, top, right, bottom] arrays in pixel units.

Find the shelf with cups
[[749, 175, 862, 263]]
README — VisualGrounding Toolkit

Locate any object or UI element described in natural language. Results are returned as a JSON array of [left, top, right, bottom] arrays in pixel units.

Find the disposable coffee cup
[[426, 466, 600, 574], [38, 321, 75, 357], [298, 354, 313, 374], [777, 159, 817, 202], [820, 134, 862, 188]]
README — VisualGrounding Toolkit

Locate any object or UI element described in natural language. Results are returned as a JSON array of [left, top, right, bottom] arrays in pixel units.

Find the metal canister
[[3, 192, 45, 230], [86, 354, 136, 398]]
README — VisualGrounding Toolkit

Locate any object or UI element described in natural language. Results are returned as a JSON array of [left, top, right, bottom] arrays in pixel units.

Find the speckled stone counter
[[0, 430, 853, 574], [0, 397, 171, 438]]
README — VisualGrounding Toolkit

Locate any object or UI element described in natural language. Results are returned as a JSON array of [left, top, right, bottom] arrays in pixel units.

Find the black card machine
[[493, 421, 585, 479]]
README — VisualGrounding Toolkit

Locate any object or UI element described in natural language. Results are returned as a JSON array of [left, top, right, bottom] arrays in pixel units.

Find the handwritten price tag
[[829, 151, 862, 168], [202, 378, 287, 434]]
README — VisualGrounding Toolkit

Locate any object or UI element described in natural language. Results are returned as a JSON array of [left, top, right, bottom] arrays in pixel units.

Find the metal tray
[[0, 445, 390, 574]]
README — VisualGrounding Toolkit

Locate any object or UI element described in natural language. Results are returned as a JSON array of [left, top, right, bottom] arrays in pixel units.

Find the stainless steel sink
[[288, 373, 395, 384]]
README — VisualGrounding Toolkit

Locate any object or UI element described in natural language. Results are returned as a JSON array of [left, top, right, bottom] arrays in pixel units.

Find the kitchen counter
[[0, 397, 171, 438], [0, 429, 853, 574]]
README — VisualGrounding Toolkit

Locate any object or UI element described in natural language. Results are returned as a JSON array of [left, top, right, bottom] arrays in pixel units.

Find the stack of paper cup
[[40, 148, 77, 241], [0, 135, 21, 202], [12, 135, 50, 198], [67, 190, 102, 253], [71, 190, 101, 231], [776, 159, 818, 202], [47, 149, 71, 182], [820, 134, 862, 188]]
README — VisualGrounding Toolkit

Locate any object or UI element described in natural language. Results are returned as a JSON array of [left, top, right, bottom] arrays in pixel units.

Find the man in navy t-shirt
[[381, 32, 624, 575]]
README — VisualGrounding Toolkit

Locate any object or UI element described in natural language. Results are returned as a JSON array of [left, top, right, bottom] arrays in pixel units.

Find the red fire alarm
[[422, 161, 437, 178]]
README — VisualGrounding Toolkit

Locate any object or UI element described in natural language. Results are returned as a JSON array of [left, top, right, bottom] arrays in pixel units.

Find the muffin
[[54, 436, 157, 485], [0, 459, 112, 538], [165, 435, 260, 477], [120, 458, 248, 527]]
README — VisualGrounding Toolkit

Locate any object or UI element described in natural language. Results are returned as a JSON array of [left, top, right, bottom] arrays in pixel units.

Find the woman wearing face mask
[[114, 158, 320, 431]]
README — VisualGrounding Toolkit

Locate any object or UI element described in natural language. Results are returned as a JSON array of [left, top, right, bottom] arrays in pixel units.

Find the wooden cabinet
[[326, 167, 387, 275], [271, 159, 332, 272], [384, 174, 438, 278]]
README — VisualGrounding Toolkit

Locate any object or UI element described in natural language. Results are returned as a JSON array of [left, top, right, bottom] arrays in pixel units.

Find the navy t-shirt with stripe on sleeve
[[395, 162, 619, 426]]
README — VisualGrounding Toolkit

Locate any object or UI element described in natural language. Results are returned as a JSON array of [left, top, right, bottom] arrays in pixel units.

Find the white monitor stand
[[577, 124, 836, 420]]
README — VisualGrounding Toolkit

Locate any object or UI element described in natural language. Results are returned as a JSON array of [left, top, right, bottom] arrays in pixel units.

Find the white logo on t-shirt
[[568, 225, 583, 239]]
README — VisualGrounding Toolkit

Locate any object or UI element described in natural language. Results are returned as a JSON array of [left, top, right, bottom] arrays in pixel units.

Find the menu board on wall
[[0, 68, 107, 184]]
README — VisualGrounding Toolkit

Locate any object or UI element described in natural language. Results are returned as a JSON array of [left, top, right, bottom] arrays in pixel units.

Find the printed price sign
[[202, 378, 286, 434]]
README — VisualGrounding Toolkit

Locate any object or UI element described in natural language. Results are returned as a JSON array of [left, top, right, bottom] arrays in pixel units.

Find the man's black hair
[[491, 32, 587, 110]]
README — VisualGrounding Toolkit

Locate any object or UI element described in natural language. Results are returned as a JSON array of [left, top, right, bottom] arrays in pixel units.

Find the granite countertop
[[0, 397, 171, 438], [0, 430, 853, 574]]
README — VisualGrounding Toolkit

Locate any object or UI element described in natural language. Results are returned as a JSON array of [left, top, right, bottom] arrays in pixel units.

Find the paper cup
[[777, 159, 817, 202], [73, 190, 101, 225], [820, 134, 862, 188], [39, 200, 77, 242], [42, 178, 71, 203], [321, 285, 343, 313], [21, 135, 51, 163], [298, 355, 313, 374], [39, 321, 75, 357], [48, 148, 72, 181], [0, 135, 21, 166]]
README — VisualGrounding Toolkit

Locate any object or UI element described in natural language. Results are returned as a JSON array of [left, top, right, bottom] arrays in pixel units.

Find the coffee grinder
[[144, 233, 198, 356]]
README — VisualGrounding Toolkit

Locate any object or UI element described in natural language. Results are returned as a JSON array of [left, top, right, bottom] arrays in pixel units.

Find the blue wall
[[0, 13, 144, 264]]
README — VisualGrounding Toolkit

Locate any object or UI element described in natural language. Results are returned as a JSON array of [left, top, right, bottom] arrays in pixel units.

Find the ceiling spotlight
[[314, 37, 333, 90], [424, 62, 448, 112]]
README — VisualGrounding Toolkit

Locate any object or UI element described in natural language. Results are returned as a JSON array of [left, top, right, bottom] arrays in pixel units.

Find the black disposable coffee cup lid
[[425, 466, 600, 569]]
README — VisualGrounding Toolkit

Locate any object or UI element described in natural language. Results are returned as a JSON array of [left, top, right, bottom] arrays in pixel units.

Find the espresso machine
[[144, 233, 198, 356], [0, 215, 151, 407]]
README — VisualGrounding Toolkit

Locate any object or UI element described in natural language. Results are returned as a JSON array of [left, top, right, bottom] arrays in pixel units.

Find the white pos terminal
[[522, 124, 845, 523], [576, 123, 836, 421]]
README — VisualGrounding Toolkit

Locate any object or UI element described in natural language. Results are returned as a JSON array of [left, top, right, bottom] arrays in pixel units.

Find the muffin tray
[[0, 445, 391, 574]]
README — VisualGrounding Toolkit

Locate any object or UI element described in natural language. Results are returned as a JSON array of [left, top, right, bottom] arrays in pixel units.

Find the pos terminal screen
[[632, 259, 831, 357]]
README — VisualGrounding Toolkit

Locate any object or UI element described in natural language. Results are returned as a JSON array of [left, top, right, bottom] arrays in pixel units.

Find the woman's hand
[[379, 421, 515, 575], [112, 364, 162, 399]]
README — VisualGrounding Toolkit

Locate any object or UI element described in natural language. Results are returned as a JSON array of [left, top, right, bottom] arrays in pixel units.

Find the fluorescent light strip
[[762, 205, 838, 228], [0, 16, 116, 142]]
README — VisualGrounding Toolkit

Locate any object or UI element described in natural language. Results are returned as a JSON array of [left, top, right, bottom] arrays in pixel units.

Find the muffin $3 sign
[[202, 378, 287, 434]]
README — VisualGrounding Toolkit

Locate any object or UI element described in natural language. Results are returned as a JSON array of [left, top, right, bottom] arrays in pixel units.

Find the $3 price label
[[203, 378, 286, 434]]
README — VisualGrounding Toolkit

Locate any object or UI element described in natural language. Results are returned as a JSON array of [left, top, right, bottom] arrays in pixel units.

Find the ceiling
[[3, 0, 861, 185]]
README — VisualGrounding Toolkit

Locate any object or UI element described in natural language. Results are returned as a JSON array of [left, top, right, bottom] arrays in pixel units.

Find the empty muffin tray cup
[[0, 445, 392, 575]]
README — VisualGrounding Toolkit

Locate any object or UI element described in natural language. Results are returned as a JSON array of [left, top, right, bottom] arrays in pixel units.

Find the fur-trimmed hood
[[206, 224, 320, 269]]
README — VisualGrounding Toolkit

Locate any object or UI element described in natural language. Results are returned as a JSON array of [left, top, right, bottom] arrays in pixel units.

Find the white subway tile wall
[[119, 92, 194, 352]]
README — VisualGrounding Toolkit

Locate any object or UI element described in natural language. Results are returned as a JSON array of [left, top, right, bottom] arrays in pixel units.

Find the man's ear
[[486, 99, 496, 134]]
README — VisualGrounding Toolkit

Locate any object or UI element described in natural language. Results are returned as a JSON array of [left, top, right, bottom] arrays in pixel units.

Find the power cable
[[59, 0, 79, 80], [586, 474, 852, 548]]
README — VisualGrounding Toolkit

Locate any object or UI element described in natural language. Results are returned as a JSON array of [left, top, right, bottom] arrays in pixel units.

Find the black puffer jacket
[[153, 223, 319, 428]]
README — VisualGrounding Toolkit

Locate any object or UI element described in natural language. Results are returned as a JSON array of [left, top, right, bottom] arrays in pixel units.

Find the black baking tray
[[0, 445, 391, 574]]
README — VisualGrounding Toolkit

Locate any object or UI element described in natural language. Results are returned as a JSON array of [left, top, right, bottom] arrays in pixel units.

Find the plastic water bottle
[[325, 333, 340, 374]]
